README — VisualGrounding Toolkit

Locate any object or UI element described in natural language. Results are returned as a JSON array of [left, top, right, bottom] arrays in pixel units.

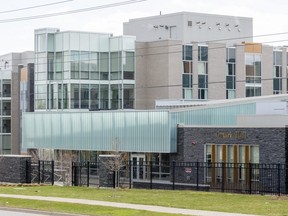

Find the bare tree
[[54, 150, 78, 186], [100, 138, 125, 189]]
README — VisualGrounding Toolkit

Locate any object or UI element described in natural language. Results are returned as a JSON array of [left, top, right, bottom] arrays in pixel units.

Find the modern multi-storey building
[[0, 51, 34, 154], [124, 12, 288, 109], [34, 28, 135, 111]]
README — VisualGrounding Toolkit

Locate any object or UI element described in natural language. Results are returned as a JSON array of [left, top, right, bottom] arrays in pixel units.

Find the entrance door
[[131, 154, 146, 180]]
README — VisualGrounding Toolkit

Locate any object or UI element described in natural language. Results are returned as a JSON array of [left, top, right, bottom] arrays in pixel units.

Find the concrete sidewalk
[[0, 194, 260, 216]]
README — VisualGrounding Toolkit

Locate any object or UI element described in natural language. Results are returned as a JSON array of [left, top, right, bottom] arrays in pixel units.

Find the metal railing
[[24, 160, 288, 195]]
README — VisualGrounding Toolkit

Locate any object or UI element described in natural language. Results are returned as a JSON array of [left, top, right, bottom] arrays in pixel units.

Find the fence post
[[87, 161, 90, 187], [172, 161, 175, 190], [38, 160, 41, 184], [25, 160, 31, 184], [74, 163, 78, 186], [113, 171, 116, 188], [129, 160, 132, 189], [71, 162, 74, 186], [278, 162, 281, 196], [221, 161, 225, 192], [249, 162, 252, 194], [51, 160, 54, 186], [196, 161, 199, 191], [150, 161, 153, 189]]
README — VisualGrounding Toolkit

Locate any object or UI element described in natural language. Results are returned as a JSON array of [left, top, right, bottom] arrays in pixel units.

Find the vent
[[188, 20, 192, 27]]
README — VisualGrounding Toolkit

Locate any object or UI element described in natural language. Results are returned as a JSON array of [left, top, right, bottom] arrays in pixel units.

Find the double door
[[131, 154, 146, 180]]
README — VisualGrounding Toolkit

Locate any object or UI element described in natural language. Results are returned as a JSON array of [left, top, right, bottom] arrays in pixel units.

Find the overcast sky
[[1, 0, 288, 55]]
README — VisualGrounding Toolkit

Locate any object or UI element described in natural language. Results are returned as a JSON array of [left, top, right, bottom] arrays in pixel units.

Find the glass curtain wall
[[34, 30, 135, 111]]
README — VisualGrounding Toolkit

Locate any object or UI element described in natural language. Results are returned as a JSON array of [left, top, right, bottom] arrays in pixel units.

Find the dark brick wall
[[172, 127, 286, 164], [0, 156, 31, 183]]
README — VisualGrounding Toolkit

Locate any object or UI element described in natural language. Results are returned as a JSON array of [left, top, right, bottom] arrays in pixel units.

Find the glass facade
[[245, 53, 261, 97], [226, 48, 236, 99], [34, 29, 135, 111]]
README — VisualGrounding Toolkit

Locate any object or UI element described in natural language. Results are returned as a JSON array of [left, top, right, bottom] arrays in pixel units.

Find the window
[[71, 51, 80, 79], [273, 50, 282, 94], [226, 48, 236, 99], [182, 45, 193, 99], [110, 52, 122, 80], [205, 144, 259, 183], [55, 52, 63, 80], [182, 45, 192, 60], [123, 52, 135, 80], [198, 45, 208, 99], [245, 53, 261, 97]]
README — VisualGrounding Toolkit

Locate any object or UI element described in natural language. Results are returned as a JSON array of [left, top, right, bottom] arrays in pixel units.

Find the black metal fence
[[24, 160, 288, 195], [71, 161, 288, 195], [26, 160, 54, 185]]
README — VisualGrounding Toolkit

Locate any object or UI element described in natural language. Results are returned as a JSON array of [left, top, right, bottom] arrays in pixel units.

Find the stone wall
[[0, 155, 31, 183]]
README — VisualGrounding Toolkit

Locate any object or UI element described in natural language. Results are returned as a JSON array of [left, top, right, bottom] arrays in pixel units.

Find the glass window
[[80, 51, 89, 80], [183, 45, 192, 60], [198, 62, 205, 74], [273, 51, 282, 65], [71, 84, 79, 109], [111, 84, 121, 109], [183, 61, 192, 74], [250, 146, 259, 163], [110, 52, 122, 80], [80, 84, 89, 108], [2, 81, 11, 98], [55, 52, 63, 80], [226, 90, 236, 99], [198, 89, 207, 99], [198, 75, 207, 88], [182, 74, 192, 88], [198, 45, 208, 61], [35, 84, 47, 109], [183, 88, 193, 99], [47, 34, 54, 52], [100, 85, 109, 109], [123, 84, 134, 109], [36, 34, 46, 52], [2, 118, 11, 133], [2, 101, 11, 115], [90, 52, 99, 80], [71, 51, 80, 79], [100, 52, 109, 80], [123, 52, 135, 80], [90, 84, 99, 110], [226, 48, 236, 63]]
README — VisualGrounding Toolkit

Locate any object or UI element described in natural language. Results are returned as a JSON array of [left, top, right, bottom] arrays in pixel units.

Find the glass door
[[131, 154, 146, 180]]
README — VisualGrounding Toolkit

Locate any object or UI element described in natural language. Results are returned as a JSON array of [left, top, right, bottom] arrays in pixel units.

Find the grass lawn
[[0, 186, 287, 216]]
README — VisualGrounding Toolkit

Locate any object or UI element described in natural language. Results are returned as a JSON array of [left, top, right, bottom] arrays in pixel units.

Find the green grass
[[0, 197, 172, 216], [0, 186, 287, 216]]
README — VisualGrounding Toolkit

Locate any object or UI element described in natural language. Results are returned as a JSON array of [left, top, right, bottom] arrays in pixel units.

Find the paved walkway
[[0, 194, 260, 216]]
